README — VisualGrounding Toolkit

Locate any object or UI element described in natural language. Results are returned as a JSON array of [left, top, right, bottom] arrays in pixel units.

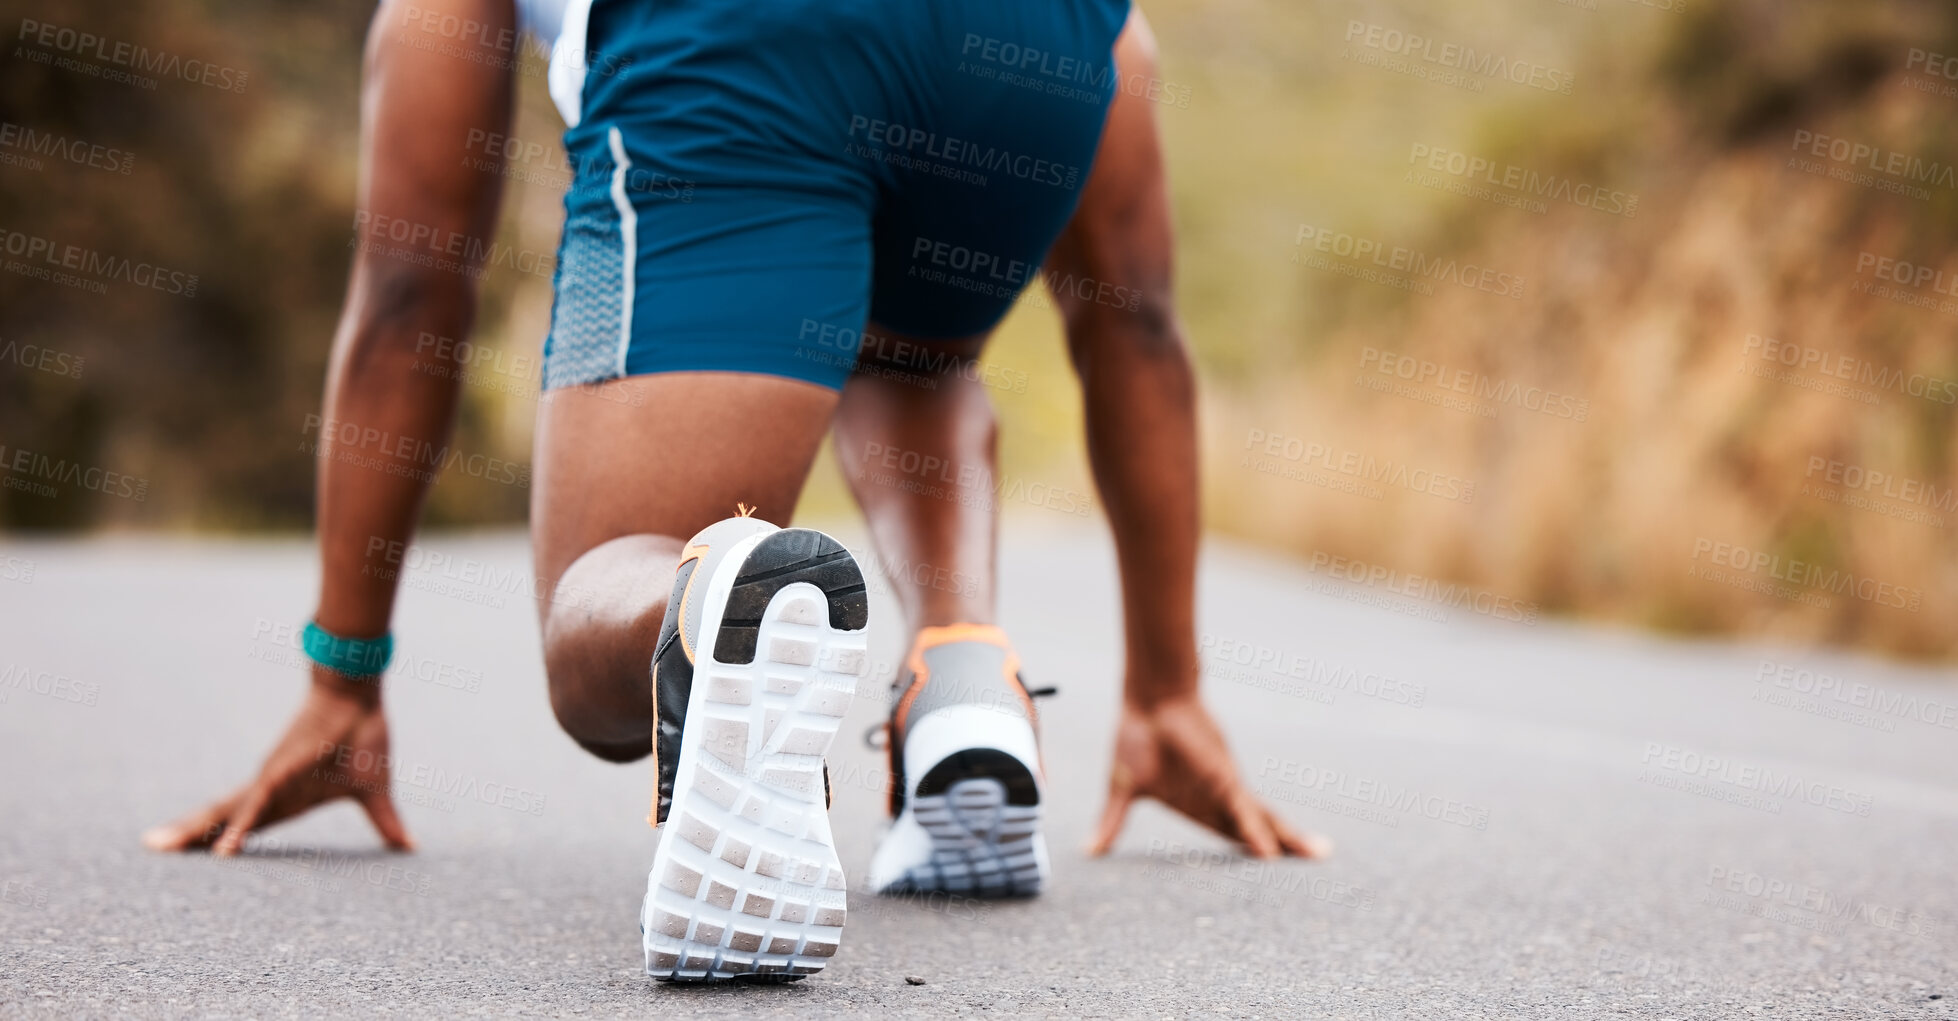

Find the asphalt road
[[2, 526, 1955, 1018]]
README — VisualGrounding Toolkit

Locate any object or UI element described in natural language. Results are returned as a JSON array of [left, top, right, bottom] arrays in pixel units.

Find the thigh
[[529, 373, 840, 610]]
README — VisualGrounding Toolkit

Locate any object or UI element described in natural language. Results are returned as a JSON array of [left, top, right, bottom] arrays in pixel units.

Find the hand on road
[[142, 681, 414, 856], [1087, 693, 1330, 859]]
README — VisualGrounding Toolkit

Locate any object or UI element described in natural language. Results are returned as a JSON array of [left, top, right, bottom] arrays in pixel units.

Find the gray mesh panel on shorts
[[542, 206, 628, 390]]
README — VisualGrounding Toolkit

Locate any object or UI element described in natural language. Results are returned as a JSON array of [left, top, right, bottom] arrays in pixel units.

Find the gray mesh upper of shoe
[[679, 516, 775, 654], [905, 640, 1030, 730]]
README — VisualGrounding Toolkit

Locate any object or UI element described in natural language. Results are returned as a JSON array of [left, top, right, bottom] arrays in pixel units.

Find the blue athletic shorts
[[540, 0, 1131, 391]]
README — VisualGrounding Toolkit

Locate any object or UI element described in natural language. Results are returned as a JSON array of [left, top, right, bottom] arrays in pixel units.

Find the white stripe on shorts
[[608, 126, 637, 379]]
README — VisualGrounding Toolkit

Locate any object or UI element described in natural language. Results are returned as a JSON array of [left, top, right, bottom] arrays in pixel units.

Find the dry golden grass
[[1205, 72, 1958, 657]]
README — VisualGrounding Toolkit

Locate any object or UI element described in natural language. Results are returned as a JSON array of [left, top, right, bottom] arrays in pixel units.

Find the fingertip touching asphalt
[[1, 526, 1953, 1017]]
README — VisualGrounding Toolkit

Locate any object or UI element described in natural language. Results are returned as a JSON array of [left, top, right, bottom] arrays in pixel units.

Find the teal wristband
[[302, 621, 393, 678]]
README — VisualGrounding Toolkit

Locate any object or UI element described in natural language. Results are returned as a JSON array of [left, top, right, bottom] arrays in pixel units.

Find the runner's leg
[[832, 331, 999, 634], [530, 375, 838, 760], [832, 8, 1170, 640]]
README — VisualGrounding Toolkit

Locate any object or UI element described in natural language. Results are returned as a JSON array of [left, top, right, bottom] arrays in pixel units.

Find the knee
[[546, 671, 652, 763], [541, 610, 651, 763], [570, 731, 651, 764], [842, 333, 1000, 449]]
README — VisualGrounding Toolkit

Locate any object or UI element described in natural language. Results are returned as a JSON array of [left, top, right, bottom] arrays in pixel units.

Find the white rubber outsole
[[869, 703, 1050, 897], [641, 530, 867, 980]]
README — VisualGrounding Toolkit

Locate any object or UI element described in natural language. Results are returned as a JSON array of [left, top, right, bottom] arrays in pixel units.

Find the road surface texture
[[2, 525, 1954, 1018]]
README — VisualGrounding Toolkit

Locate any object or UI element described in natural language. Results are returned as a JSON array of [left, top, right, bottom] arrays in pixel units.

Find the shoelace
[[863, 678, 1058, 749]]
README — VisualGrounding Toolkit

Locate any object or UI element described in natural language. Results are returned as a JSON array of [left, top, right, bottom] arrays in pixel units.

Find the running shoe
[[868, 624, 1050, 897], [640, 513, 869, 980]]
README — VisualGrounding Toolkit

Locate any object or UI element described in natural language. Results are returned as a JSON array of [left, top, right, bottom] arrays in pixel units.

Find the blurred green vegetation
[[4, 0, 1957, 654]]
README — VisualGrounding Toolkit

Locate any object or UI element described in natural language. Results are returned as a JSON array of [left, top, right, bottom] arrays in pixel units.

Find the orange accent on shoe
[[893, 624, 1033, 726], [911, 622, 1011, 651], [886, 624, 1040, 816]]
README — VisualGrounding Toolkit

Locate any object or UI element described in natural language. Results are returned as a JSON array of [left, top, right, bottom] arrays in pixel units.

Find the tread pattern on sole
[[644, 530, 867, 981], [715, 530, 868, 665], [885, 748, 1044, 897]]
